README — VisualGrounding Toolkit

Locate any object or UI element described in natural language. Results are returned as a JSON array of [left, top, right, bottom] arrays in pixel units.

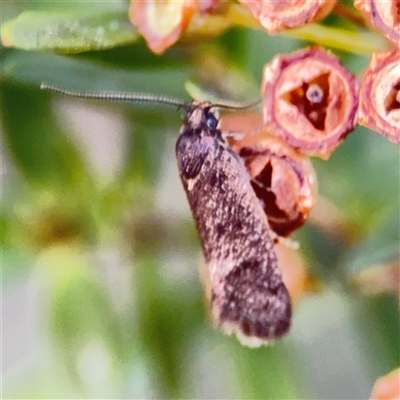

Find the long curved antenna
[[41, 82, 261, 113], [40, 82, 192, 111]]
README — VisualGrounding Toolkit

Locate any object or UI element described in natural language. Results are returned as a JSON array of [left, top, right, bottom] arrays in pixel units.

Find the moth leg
[[221, 131, 247, 141], [275, 236, 300, 250]]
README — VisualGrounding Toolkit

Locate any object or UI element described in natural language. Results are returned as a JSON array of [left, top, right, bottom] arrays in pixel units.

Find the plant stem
[[332, 2, 370, 29], [279, 24, 390, 55], [227, 4, 390, 55]]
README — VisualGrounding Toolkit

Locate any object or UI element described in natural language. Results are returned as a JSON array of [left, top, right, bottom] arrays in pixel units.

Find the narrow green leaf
[[36, 245, 127, 384], [185, 53, 259, 105], [1, 10, 138, 53], [2, 50, 192, 99], [343, 216, 400, 277], [1, 82, 87, 188]]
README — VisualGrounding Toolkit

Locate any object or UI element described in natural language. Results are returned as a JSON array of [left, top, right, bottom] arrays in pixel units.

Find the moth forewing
[[176, 103, 292, 346]]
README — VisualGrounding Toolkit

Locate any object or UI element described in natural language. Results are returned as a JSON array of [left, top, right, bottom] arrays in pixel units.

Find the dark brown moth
[[177, 102, 291, 346], [40, 83, 292, 346]]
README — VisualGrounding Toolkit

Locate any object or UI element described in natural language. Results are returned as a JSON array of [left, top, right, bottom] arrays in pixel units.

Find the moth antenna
[[40, 82, 192, 111]]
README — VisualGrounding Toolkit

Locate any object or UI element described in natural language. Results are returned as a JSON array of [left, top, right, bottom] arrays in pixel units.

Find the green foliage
[[2, 2, 399, 399]]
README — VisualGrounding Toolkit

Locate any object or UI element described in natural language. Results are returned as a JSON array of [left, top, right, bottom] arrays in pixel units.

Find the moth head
[[185, 103, 221, 137], [185, 98, 262, 138]]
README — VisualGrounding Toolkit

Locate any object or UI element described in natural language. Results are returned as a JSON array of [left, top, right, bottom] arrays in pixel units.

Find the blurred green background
[[2, 1, 399, 399]]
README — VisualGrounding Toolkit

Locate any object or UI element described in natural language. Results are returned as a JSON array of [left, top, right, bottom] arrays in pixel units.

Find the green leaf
[[1, 82, 88, 188], [313, 126, 400, 235], [343, 216, 399, 277], [36, 245, 127, 384], [2, 50, 192, 99], [185, 51, 259, 105], [1, 9, 138, 53]]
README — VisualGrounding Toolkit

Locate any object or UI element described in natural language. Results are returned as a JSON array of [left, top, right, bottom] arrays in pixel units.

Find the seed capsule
[[262, 46, 359, 159], [355, 0, 400, 47], [358, 50, 400, 144], [222, 111, 317, 236], [238, 0, 336, 33]]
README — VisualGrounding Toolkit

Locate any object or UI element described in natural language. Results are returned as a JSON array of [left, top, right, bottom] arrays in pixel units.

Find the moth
[[41, 83, 292, 347]]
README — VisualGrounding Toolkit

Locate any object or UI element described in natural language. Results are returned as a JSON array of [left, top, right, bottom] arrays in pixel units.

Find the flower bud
[[370, 368, 400, 400], [129, 0, 224, 54], [129, 0, 195, 54], [275, 242, 320, 304]]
